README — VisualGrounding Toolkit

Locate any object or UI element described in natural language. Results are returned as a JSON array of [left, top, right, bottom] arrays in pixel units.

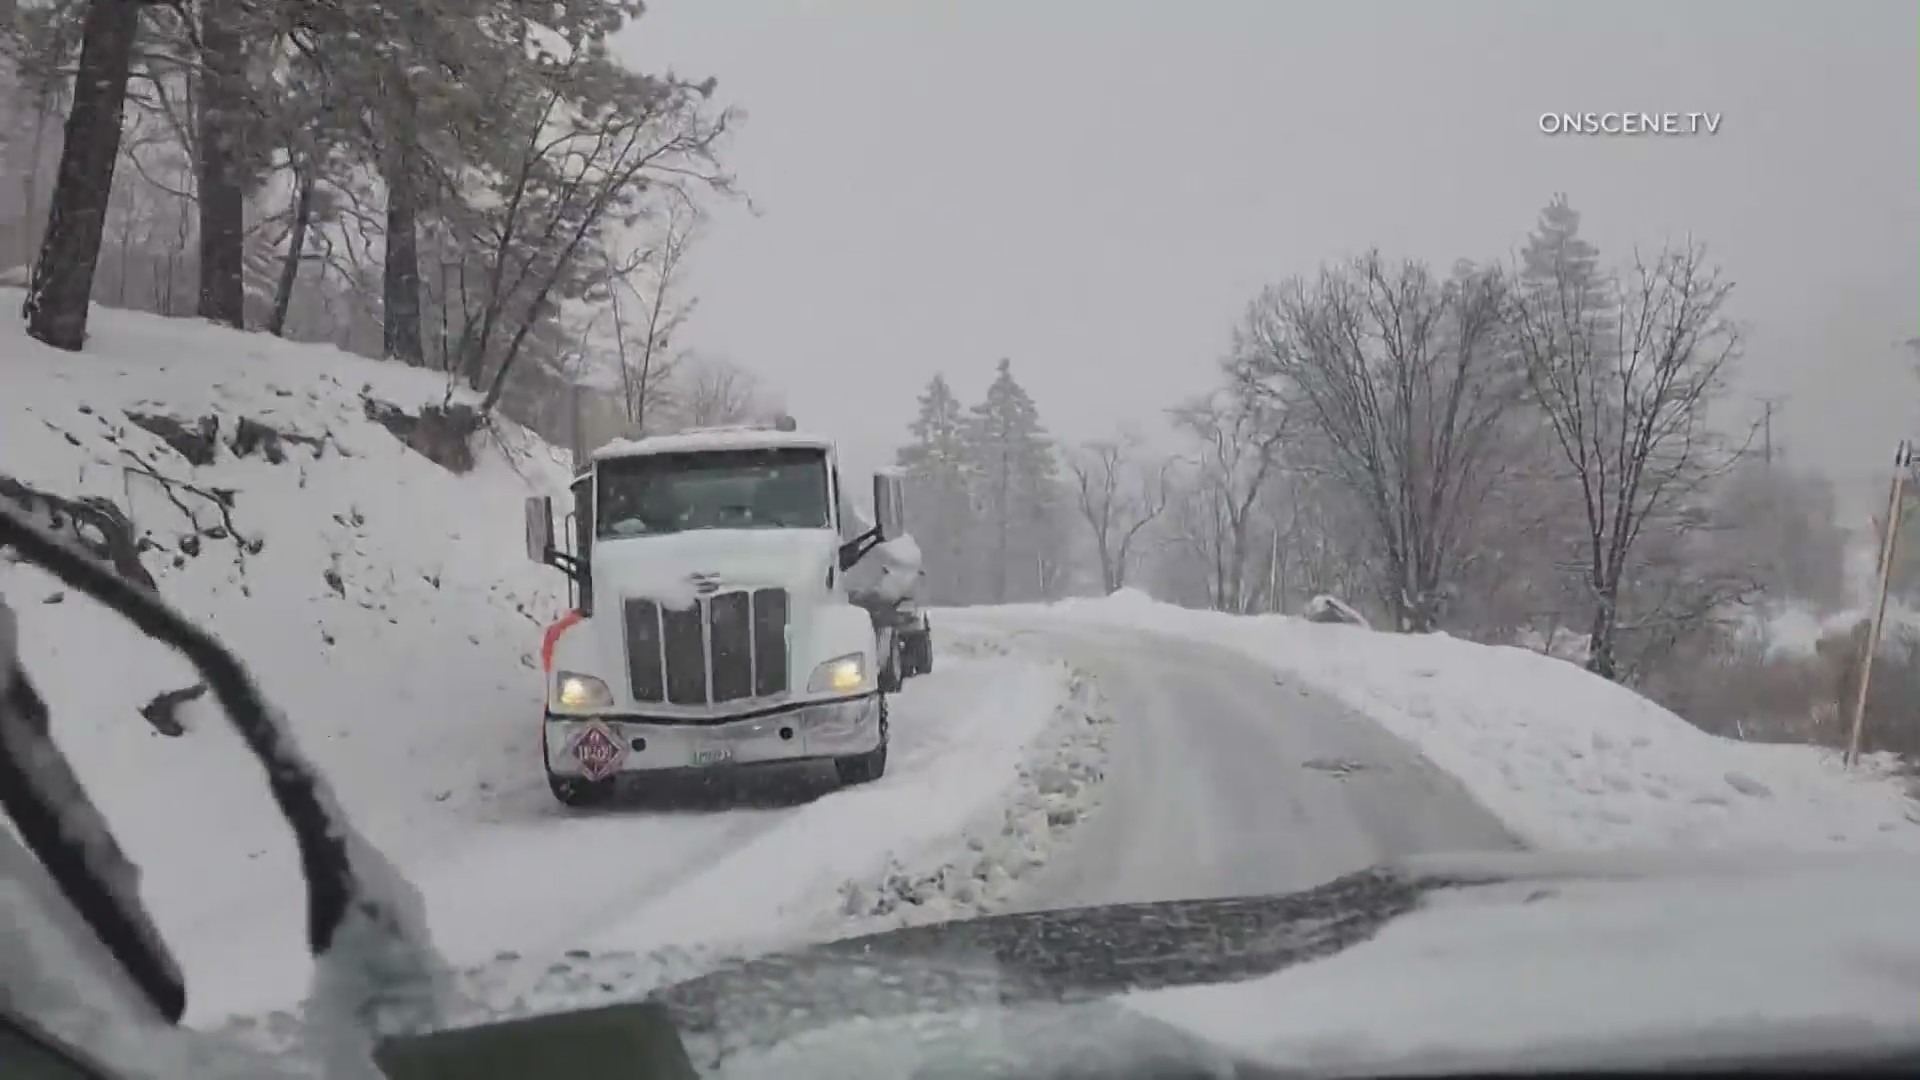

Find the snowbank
[[986, 591, 1920, 853], [830, 628, 1112, 931], [0, 291, 574, 1022]]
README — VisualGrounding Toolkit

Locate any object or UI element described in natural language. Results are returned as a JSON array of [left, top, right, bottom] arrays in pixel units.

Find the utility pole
[[1847, 439, 1913, 767]]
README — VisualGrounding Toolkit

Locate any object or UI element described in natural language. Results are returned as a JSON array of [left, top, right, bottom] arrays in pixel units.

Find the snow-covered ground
[[969, 590, 1920, 853], [12, 295, 1920, 1074], [0, 294, 1100, 1028]]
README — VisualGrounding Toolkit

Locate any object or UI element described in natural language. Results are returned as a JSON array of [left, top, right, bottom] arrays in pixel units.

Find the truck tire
[[834, 695, 889, 786], [903, 630, 932, 676]]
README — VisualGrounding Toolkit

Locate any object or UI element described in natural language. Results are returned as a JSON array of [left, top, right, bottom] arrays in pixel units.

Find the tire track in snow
[[415, 796, 804, 967], [996, 619, 1520, 910], [575, 642, 1088, 957]]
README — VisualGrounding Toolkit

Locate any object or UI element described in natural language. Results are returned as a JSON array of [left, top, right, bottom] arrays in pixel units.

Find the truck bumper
[[544, 693, 883, 778]]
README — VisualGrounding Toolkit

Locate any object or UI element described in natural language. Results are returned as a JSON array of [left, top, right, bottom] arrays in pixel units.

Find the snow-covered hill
[[0, 297, 1100, 1029], [1, 295, 578, 1011]]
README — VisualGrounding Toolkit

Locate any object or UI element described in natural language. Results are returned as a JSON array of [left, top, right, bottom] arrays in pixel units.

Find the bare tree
[[1712, 454, 1847, 611], [672, 354, 778, 429], [1137, 462, 1218, 610], [0, 24, 67, 271], [1512, 241, 1746, 679], [1167, 390, 1286, 613], [1244, 467, 1376, 615], [465, 72, 731, 410], [1067, 435, 1170, 593], [1443, 430, 1590, 647], [615, 198, 698, 434], [1229, 253, 1523, 631]]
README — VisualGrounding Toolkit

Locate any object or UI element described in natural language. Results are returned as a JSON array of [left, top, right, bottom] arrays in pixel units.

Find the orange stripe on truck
[[541, 610, 585, 672]]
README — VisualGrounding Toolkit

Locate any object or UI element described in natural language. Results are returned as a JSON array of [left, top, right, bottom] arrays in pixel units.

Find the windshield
[[596, 448, 831, 538], [4, 2, 1917, 1078]]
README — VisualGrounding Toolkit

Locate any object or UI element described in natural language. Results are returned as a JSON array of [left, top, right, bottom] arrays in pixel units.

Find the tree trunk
[[194, 0, 247, 329], [23, 0, 141, 351], [381, 79, 424, 365], [1585, 585, 1619, 680], [1402, 555, 1442, 633], [268, 168, 314, 336], [382, 164, 423, 363]]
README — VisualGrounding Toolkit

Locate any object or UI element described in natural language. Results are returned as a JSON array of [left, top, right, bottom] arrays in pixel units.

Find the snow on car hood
[[363, 850, 1920, 1078], [28, 851, 1920, 1078], [1125, 849, 1920, 1074]]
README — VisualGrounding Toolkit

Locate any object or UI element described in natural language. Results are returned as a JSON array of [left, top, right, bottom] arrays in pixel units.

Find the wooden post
[[1846, 441, 1910, 767], [1267, 528, 1280, 614]]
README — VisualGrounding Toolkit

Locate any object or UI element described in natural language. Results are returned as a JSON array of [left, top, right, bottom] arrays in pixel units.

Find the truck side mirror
[[872, 470, 906, 543], [524, 495, 555, 564]]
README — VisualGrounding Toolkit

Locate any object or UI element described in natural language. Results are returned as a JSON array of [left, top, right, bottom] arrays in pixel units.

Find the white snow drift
[[976, 589, 1920, 853]]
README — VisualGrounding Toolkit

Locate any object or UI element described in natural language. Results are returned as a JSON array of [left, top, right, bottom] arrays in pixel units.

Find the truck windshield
[[596, 447, 832, 538]]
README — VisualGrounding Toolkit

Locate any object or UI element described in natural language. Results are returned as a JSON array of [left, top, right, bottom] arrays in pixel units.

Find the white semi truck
[[522, 419, 929, 807]]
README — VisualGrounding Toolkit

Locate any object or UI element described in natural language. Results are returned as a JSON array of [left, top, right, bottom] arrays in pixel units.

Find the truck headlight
[[552, 672, 614, 712], [808, 653, 867, 693]]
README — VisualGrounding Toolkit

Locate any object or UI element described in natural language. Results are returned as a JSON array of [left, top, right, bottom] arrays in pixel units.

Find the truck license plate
[[691, 746, 734, 766]]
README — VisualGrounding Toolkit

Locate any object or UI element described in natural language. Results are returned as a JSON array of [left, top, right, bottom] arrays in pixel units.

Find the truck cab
[[523, 420, 917, 806]]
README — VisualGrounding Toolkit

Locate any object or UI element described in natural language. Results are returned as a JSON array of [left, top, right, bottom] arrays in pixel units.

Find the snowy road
[[968, 618, 1522, 910], [153, 636, 1077, 1024]]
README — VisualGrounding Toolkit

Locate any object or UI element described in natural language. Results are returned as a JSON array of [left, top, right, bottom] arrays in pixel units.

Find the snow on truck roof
[[591, 424, 834, 461]]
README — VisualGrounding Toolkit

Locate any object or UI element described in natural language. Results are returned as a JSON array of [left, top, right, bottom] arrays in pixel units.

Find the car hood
[[1126, 849, 1920, 1074], [371, 849, 1920, 1078]]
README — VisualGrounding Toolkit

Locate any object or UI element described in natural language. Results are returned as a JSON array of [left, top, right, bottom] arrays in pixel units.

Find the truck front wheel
[[834, 695, 889, 786]]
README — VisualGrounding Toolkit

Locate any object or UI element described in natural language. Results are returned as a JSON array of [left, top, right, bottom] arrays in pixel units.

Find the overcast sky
[[621, 0, 1919, 514]]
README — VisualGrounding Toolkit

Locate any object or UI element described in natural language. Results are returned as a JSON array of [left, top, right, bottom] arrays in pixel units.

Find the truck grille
[[623, 589, 789, 705]]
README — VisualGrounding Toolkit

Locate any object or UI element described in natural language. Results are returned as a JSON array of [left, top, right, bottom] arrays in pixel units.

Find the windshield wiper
[[0, 502, 443, 1040], [0, 593, 184, 1021]]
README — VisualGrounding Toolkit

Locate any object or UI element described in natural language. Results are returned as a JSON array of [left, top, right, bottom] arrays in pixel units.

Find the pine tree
[[896, 373, 975, 603], [21, 0, 143, 351], [1521, 193, 1609, 312], [963, 359, 1059, 603]]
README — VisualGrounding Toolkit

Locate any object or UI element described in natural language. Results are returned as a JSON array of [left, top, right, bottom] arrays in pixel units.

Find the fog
[[622, 0, 1919, 513]]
